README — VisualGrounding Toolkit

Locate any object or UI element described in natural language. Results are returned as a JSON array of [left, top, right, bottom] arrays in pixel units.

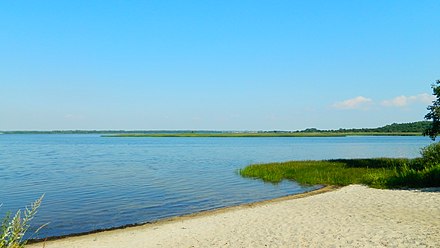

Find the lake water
[[0, 134, 432, 239]]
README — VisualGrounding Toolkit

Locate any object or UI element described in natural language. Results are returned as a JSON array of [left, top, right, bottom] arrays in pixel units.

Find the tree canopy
[[424, 80, 440, 140]]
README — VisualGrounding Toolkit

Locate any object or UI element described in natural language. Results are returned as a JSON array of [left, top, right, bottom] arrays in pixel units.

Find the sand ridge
[[27, 185, 440, 247]]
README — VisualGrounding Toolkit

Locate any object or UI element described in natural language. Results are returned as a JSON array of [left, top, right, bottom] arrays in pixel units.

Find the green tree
[[424, 80, 440, 140]]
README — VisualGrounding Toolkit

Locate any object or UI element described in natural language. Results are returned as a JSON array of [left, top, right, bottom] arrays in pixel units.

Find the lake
[[0, 134, 432, 239]]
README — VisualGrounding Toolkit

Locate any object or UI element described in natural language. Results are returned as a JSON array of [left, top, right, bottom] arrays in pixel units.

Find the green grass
[[239, 158, 400, 188], [239, 151, 440, 189], [104, 132, 422, 138]]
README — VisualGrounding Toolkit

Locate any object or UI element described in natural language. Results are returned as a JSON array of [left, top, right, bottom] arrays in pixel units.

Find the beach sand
[[27, 185, 440, 248]]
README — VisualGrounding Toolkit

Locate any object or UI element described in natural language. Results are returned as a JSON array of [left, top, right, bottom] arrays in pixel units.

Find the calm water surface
[[0, 134, 432, 239]]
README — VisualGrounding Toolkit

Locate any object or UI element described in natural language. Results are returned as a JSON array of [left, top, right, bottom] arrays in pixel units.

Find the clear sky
[[1, 0, 439, 131]]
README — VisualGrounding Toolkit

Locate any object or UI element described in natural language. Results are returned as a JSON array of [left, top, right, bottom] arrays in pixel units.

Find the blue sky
[[1, 0, 439, 131]]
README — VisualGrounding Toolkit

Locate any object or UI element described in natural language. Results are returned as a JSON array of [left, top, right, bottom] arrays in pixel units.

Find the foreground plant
[[1, 195, 44, 248]]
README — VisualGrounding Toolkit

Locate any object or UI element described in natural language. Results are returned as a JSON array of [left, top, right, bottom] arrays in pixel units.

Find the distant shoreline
[[103, 132, 422, 138], [0, 131, 424, 137], [1, 121, 430, 136]]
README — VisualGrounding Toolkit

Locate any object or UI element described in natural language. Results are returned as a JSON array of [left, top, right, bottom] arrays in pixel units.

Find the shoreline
[[103, 132, 422, 138], [27, 185, 440, 247], [0, 132, 424, 137], [27, 185, 336, 244]]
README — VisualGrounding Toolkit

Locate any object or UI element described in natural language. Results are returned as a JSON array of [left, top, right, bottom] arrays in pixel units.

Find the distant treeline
[[0, 121, 431, 134], [298, 121, 431, 134]]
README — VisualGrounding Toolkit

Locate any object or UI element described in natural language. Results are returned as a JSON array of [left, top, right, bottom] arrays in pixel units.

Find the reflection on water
[[0, 135, 432, 238]]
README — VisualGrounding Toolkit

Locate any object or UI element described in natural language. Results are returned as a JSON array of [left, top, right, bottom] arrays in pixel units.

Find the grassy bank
[[104, 132, 421, 138], [239, 143, 440, 189]]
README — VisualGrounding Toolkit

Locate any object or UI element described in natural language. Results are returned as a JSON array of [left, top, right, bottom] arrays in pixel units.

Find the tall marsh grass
[[1, 195, 44, 248], [239, 159, 396, 188], [240, 143, 440, 189]]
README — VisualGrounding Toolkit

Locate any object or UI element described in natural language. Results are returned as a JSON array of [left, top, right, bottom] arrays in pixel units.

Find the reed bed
[[240, 143, 440, 189]]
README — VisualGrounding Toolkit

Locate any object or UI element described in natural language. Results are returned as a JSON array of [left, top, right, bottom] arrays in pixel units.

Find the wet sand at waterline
[[27, 185, 440, 248]]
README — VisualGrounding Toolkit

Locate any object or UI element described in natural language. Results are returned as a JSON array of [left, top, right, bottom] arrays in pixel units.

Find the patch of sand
[[27, 185, 440, 247]]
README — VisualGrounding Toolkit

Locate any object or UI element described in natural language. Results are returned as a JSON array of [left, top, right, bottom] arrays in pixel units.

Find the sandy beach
[[27, 185, 440, 248]]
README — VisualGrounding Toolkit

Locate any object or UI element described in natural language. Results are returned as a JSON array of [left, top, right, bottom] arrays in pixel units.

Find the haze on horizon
[[1, 1, 439, 131]]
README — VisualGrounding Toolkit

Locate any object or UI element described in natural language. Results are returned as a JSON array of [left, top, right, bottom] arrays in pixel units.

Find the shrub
[[420, 142, 440, 167], [386, 163, 440, 188], [406, 157, 425, 171], [1, 195, 44, 248], [384, 142, 440, 187], [420, 164, 440, 187]]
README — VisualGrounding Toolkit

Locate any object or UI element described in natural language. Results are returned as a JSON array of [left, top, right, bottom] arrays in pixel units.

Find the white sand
[[27, 185, 440, 248]]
